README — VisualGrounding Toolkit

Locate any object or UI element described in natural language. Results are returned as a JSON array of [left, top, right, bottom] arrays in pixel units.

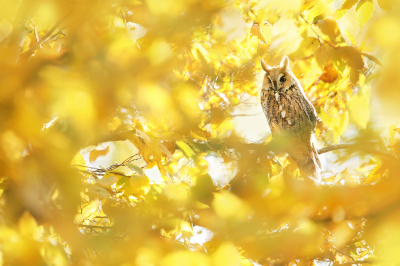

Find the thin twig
[[47, 28, 67, 42], [20, 19, 64, 59], [20, 14, 69, 58], [318, 144, 354, 154], [29, 19, 39, 43], [299, 14, 336, 48], [317, 144, 396, 159]]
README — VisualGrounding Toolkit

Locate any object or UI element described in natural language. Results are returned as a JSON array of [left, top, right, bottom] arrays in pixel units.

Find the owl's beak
[[272, 80, 278, 91]]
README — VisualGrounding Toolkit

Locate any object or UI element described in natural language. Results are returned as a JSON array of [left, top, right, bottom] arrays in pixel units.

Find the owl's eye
[[280, 76, 286, 83]]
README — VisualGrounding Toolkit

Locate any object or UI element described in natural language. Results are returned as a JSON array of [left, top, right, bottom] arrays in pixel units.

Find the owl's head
[[261, 56, 296, 92]]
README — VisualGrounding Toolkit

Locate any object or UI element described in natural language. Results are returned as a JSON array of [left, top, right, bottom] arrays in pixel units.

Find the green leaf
[[176, 141, 195, 159], [116, 176, 128, 187], [355, 0, 374, 27], [127, 163, 145, 175], [97, 173, 118, 187]]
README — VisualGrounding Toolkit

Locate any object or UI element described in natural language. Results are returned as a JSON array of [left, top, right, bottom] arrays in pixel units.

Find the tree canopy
[[1, 0, 400, 265]]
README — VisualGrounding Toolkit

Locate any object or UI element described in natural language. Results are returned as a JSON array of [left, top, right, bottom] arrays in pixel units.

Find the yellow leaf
[[1, 131, 25, 161], [348, 94, 370, 128], [338, 46, 364, 70], [371, 17, 400, 48], [89, 146, 110, 163], [108, 117, 122, 131], [75, 200, 99, 224], [212, 242, 241, 266], [350, 67, 360, 85], [0, 19, 12, 43], [377, 0, 395, 10], [71, 152, 86, 171], [18, 211, 43, 240], [180, 220, 194, 239], [320, 108, 349, 141], [160, 251, 210, 266], [307, 3, 327, 22], [316, 19, 342, 42], [212, 191, 250, 220], [190, 128, 211, 141], [130, 175, 150, 197], [239, 257, 255, 266], [355, 0, 374, 27], [250, 24, 266, 43], [326, 46, 346, 73], [365, 164, 386, 184], [290, 37, 318, 60], [261, 23, 272, 44], [315, 45, 329, 68], [163, 184, 189, 202], [319, 64, 339, 83], [136, 129, 152, 146], [146, 39, 172, 65], [334, 0, 359, 20]]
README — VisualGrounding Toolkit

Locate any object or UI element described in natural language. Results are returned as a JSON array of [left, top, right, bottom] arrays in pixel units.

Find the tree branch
[[81, 130, 397, 161], [317, 144, 396, 159], [318, 144, 353, 154]]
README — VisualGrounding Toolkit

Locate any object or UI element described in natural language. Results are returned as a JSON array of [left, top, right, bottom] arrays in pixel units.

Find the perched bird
[[260, 56, 321, 182]]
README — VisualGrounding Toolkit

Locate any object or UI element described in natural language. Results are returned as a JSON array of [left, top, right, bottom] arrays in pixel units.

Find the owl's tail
[[289, 141, 322, 183]]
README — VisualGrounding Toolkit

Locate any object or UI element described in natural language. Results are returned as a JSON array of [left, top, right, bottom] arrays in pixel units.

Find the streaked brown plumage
[[260, 56, 321, 182]]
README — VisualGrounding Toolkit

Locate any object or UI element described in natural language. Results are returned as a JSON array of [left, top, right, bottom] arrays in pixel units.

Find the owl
[[260, 56, 322, 182]]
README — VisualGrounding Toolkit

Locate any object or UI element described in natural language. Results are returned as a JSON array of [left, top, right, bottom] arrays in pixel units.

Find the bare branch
[[317, 144, 396, 159], [318, 144, 354, 154]]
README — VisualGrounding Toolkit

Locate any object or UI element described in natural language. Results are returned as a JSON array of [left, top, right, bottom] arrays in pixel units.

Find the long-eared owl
[[260, 56, 321, 182]]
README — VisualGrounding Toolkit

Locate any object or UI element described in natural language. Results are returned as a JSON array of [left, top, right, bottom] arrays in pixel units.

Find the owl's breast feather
[[262, 92, 314, 136]]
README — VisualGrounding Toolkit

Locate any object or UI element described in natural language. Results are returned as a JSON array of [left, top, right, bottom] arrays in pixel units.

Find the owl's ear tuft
[[280, 56, 289, 70], [261, 59, 271, 72]]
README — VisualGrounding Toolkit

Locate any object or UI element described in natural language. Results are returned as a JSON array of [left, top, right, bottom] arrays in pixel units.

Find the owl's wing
[[301, 98, 317, 131]]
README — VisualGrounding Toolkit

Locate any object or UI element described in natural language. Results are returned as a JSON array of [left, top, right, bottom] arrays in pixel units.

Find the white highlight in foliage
[[219, 7, 247, 43], [281, 111, 286, 118], [126, 22, 147, 41]]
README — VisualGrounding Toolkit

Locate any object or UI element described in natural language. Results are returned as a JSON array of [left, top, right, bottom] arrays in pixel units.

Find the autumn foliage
[[1, 0, 400, 265]]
